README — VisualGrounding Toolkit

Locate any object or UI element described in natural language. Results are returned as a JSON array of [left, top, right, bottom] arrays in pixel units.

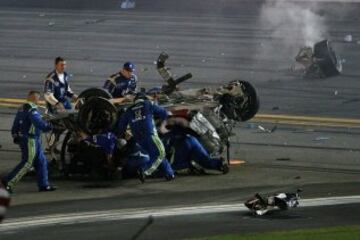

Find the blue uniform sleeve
[[44, 79, 54, 94], [89, 133, 117, 155], [29, 109, 53, 132], [11, 111, 22, 138], [151, 102, 168, 121], [115, 112, 130, 136], [128, 74, 138, 93], [103, 80, 115, 96]]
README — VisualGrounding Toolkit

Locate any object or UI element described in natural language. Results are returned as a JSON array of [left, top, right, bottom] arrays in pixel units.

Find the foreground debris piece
[[292, 39, 342, 79], [244, 190, 301, 215]]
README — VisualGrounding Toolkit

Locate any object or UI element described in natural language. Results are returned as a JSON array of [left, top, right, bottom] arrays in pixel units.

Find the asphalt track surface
[[0, 1, 360, 239], [0, 0, 360, 117], [1, 202, 359, 240]]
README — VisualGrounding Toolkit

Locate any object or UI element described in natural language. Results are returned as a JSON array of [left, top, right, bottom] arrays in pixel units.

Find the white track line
[[0, 195, 359, 232], [271, 0, 360, 2]]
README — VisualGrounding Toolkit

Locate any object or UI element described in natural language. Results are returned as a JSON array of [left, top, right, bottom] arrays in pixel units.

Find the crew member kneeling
[[162, 126, 229, 174], [115, 93, 175, 182]]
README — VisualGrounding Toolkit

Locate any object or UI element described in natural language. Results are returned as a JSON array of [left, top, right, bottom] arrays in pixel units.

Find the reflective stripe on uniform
[[144, 135, 166, 176], [27, 103, 37, 136], [29, 125, 35, 135], [169, 147, 175, 164], [7, 139, 36, 188]]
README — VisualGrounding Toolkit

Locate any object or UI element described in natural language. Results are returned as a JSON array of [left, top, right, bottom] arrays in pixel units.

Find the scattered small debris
[[48, 21, 55, 26], [258, 125, 277, 133], [201, 59, 206, 63], [342, 98, 360, 104], [85, 19, 102, 25], [344, 34, 353, 42], [314, 136, 330, 141], [22, 75, 27, 79], [293, 129, 315, 133], [334, 90, 338, 96], [140, 67, 148, 72], [258, 125, 267, 132], [121, 0, 136, 9], [220, 53, 225, 56], [272, 106, 280, 111], [276, 157, 291, 161], [39, 13, 46, 17], [153, 61, 157, 65]]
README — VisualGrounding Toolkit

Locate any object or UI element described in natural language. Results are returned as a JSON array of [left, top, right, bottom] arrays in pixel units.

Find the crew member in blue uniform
[[115, 93, 174, 181], [162, 126, 229, 174], [44, 57, 77, 114], [103, 62, 138, 98], [121, 138, 150, 180], [1, 91, 57, 193], [81, 131, 150, 182], [82, 131, 118, 167]]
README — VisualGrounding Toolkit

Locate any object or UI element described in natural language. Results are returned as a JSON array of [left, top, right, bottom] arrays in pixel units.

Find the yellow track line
[[0, 98, 45, 105], [0, 102, 22, 108], [253, 114, 360, 128], [1, 98, 360, 128]]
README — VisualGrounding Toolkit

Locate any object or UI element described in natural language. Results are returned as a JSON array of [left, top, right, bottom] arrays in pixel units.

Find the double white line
[[0, 195, 359, 232]]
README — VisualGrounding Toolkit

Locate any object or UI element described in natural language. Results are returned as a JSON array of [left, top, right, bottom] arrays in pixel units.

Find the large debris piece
[[293, 40, 342, 79]]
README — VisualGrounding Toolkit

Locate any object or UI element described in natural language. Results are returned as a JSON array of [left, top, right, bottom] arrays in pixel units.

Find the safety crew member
[[103, 62, 138, 98], [121, 138, 151, 180], [162, 126, 229, 174], [115, 93, 174, 182], [81, 131, 150, 182], [1, 91, 57, 193], [81, 131, 118, 168], [44, 57, 77, 113]]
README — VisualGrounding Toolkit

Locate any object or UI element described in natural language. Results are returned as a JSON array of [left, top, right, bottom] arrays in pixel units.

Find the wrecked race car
[[292, 39, 342, 79], [46, 52, 260, 180], [244, 190, 301, 216]]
